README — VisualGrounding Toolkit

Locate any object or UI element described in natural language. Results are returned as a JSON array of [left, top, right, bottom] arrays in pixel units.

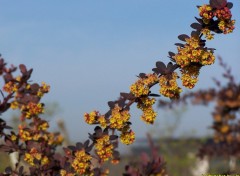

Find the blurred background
[[0, 0, 240, 175]]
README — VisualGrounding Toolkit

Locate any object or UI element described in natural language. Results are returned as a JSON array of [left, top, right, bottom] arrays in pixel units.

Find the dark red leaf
[[83, 140, 90, 148], [149, 93, 160, 97], [76, 142, 83, 150], [117, 99, 125, 108], [103, 127, 109, 134], [138, 73, 146, 79], [19, 64, 27, 74], [210, 0, 227, 9], [120, 92, 135, 100], [152, 68, 160, 74], [113, 150, 120, 159], [94, 126, 102, 134], [86, 143, 94, 153], [190, 23, 202, 30], [110, 135, 118, 140], [4, 74, 13, 82], [107, 101, 115, 109], [30, 83, 40, 93], [156, 61, 166, 70], [68, 145, 76, 151], [167, 62, 179, 72], [178, 34, 189, 41], [4, 125, 12, 130], [105, 110, 111, 118], [191, 31, 200, 38], [168, 52, 175, 57], [195, 17, 203, 24], [175, 43, 184, 47], [227, 2, 233, 9]]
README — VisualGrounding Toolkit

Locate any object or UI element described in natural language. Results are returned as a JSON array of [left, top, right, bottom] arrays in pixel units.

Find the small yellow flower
[[198, 5, 213, 24], [98, 115, 107, 128], [130, 74, 158, 97], [24, 102, 44, 118], [95, 135, 113, 162], [3, 81, 17, 93], [10, 101, 19, 109], [201, 28, 214, 40], [71, 149, 92, 175], [84, 111, 98, 124], [38, 121, 49, 131], [110, 105, 130, 130], [120, 130, 135, 145], [24, 148, 42, 166], [159, 72, 182, 98], [11, 134, 17, 141], [181, 65, 201, 89]]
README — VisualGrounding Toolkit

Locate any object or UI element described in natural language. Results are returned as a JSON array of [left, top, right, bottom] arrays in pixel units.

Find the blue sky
[[0, 1, 240, 143]]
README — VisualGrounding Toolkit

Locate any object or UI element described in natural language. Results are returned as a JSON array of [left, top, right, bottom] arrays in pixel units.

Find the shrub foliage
[[0, 0, 236, 175]]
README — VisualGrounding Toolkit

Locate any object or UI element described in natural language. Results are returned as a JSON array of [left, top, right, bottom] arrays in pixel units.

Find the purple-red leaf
[[19, 64, 27, 74], [156, 62, 166, 70], [107, 101, 115, 109], [110, 135, 118, 140], [191, 23, 202, 30], [178, 34, 189, 41], [210, 0, 227, 9], [168, 52, 175, 57], [149, 93, 160, 97], [76, 142, 83, 150], [120, 92, 135, 100], [83, 140, 90, 148], [138, 73, 147, 78], [227, 2, 233, 9], [175, 43, 184, 47]]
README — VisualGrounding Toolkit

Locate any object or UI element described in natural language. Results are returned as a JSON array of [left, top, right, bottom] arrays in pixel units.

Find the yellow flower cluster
[[198, 5, 213, 24], [141, 107, 157, 124], [173, 36, 215, 68], [199, 4, 235, 34], [21, 102, 44, 119], [98, 115, 107, 128], [181, 65, 201, 89], [3, 81, 18, 93], [120, 130, 135, 145], [84, 111, 98, 124], [215, 6, 235, 34], [110, 105, 130, 129], [137, 97, 157, 124], [37, 121, 49, 131], [10, 133, 17, 141], [130, 74, 158, 97], [84, 111, 107, 128], [218, 19, 235, 34], [95, 135, 113, 162], [159, 72, 182, 98], [60, 170, 75, 176], [10, 101, 19, 109], [140, 97, 156, 106], [71, 149, 92, 175], [201, 28, 214, 40], [215, 7, 232, 20], [143, 73, 159, 85], [37, 82, 50, 97], [24, 148, 49, 166], [18, 125, 63, 145], [19, 126, 32, 141], [47, 132, 64, 146]]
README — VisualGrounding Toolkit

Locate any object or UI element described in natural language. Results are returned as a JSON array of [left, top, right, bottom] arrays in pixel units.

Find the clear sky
[[0, 1, 240, 143]]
